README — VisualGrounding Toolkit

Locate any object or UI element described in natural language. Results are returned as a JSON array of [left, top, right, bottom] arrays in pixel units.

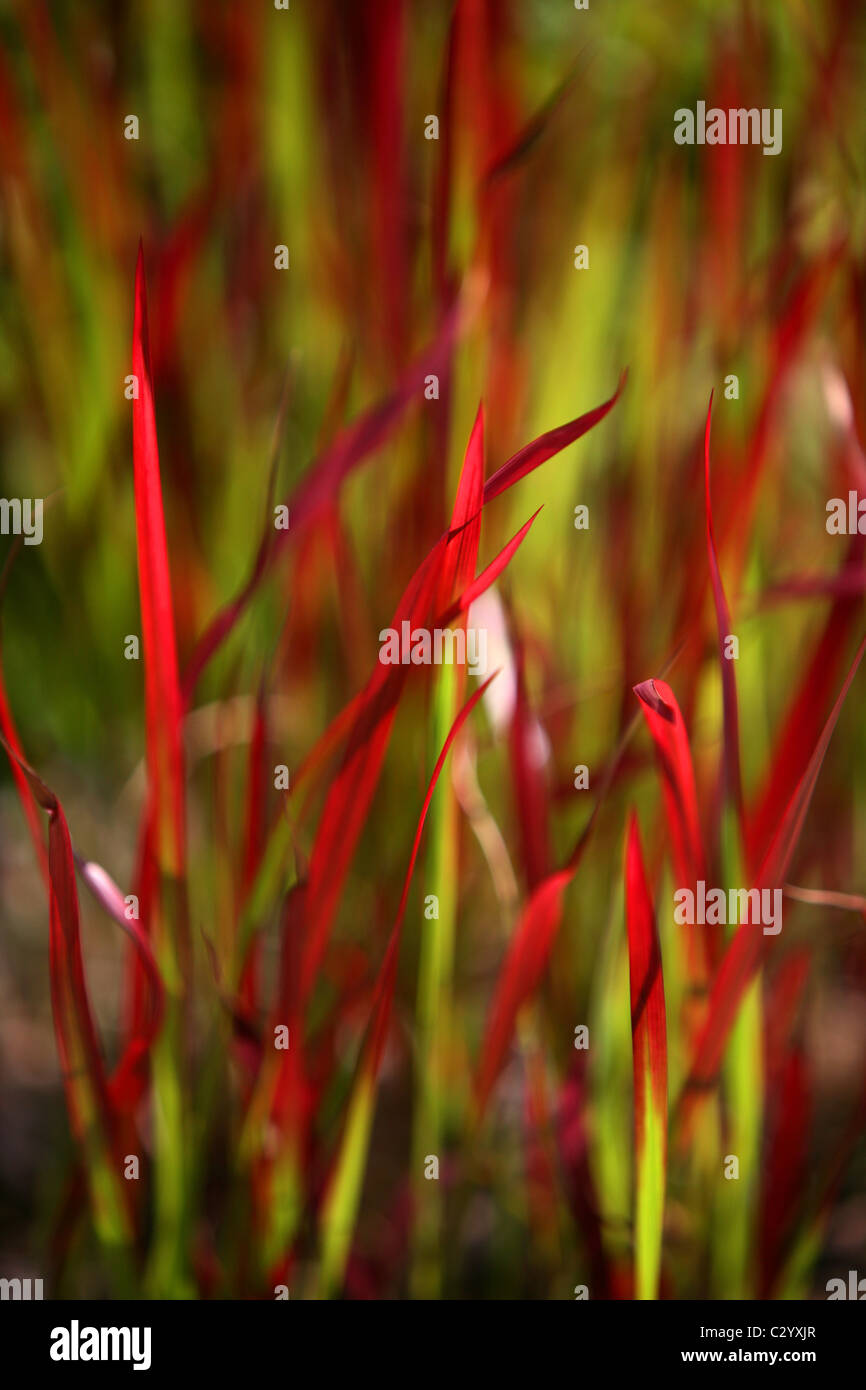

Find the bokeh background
[[1, 0, 866, 1299]]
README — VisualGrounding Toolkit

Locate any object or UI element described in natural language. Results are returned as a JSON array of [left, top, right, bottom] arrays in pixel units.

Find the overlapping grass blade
[[624, 813, 667, 1300]]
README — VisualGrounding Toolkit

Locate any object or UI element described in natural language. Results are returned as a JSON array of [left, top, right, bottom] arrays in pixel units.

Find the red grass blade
[[556, 1055, 610, 1298], [183, 304, 463, 698], [475, 665, 647, 1116], [757, 634, 866, 888], [289, 506, 541, 874], [431, 8, 457, 306], [625, 814, 668, 1158], [438, 507, 542, 626], [367, 671, 499, 1075], [238, 687, 269, 1013], [747, 535, 865, 872], [0, 658, 48, 885], [633, 677, 705, 889], [678, 632, 866, 1136], [437, 402, 485, 608], [132, 244, 186, 881], [293, 505, 542, 815], [625, 812, 668, 1299], [0, 737, 132, 1240], [315, 673, 496, 1296], [758, 1047, 810, 1297], [482, 373, 626, 505], [703, 394, 743, 824], [475, 866, 574, 1115], [298, 536, 448, 1001]]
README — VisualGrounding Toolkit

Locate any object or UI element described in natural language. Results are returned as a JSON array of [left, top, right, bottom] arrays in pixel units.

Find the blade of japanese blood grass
[[482, 61, 582, 186], [704, 395, 760, 1299], [632, 679, 705, 892], [298, 536, 448, 1001], [482, 373, 626, 504], [625, 815, 667, 1301], [298, 505, 548, 1003], [476, 865, 578, 1117], [437, 403, 484, 605], [238, 684, 269, 1014], [557, 1055, 610, 1298], [186, 369, 622, 699], [633, 677, 712, 1031], [41, 821, 153, 1289], [437, 507, 542, 627], [0, 738, 134, 1273], [726, 248, 843, 584], [431, 6, 456, 306], [133, 245, 186, 884], [275, 504, 540, 828], [760, 562, 866, 602], [522, 1042, 565, 1282], [411, 408, 484, 1298], [233, 804, 298, 991], [238, 884, 307, 1279], [182, 302, 464, 699], [712, 935, 762, 1301], [0, 658, 122, 1284], [0, 661, 48, 885], [233, 507, 543, 1009], [704, 395, 743, 831], [368, 0, 409, 368], [411, 658, 459, 1301], [0, 527, 52, 882], [677, 632, 866, 1145], [758, 1046, 810, 1297], [181, 360, 293, 706], [316, 673, 497, 1299], [776, 1008, 866, 1298], [132, 245, 191, 1297], [122, 820, 158, 1086], [239, 541, 450, 1244], [489, 634, 561, 1281], [747, 529, 865, 875], [473, 660, 665, 1118]]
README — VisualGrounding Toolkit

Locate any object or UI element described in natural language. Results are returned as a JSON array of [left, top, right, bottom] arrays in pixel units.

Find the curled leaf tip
[[634, 678, 675, 722]]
